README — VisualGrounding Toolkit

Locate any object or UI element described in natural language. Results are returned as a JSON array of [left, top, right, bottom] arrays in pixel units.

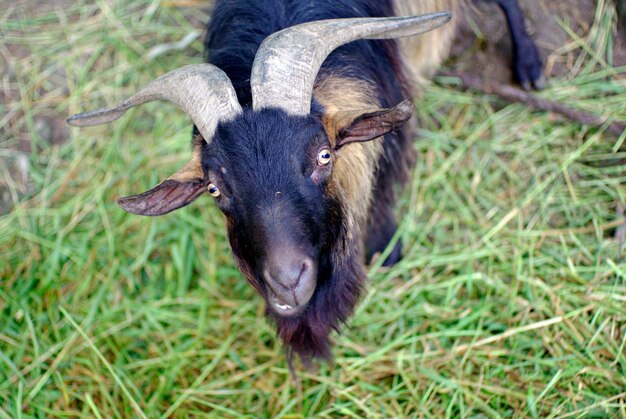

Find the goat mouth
[[267, 289, 306, 317]]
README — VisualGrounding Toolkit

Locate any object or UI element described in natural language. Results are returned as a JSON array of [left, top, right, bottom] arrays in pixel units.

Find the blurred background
[[1, 0, 625, 416]]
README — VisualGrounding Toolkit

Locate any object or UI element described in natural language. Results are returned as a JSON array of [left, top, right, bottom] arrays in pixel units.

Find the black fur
[[203, 0, 414, 360], [203, 109, 359, 360], [206, 0, 413, 258], [206, 1, 398, 105]]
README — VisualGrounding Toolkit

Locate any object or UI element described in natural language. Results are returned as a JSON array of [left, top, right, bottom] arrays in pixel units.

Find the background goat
[[68, 0, 543, 363]]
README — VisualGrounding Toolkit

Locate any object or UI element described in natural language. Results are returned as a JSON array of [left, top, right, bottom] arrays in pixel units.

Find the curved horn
[[67, 64, 242, 141], [250, 12, 452, 116]]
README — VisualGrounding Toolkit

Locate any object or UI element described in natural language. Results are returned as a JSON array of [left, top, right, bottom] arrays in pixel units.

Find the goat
[[68, 0, 543, 363]]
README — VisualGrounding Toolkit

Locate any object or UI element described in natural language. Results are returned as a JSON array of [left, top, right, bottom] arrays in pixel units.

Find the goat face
[[203, 102, 412, 317], [205, 109, 341, 317]]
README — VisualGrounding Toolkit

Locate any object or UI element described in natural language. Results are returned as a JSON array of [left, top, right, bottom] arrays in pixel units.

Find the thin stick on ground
[[440, 71, 626, 137]]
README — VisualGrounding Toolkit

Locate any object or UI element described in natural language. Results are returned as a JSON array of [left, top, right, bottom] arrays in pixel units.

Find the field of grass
[[1, 0, 625, 417]]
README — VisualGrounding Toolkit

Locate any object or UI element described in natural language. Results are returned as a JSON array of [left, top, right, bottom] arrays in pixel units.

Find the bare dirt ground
[[453, 0, 625, 83], [0, 0, 624, 214]]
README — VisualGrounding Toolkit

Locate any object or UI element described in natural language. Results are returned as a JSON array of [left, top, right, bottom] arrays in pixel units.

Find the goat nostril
[[297, 263, 306, 283], [296, 258, 314, 287], [265, 257, 313, 291]]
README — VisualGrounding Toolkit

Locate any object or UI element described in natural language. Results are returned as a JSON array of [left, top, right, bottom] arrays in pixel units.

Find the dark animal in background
[[68, 0, 543, 363]]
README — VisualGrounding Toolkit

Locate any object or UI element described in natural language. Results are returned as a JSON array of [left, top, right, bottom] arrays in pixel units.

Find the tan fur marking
[[167, 134, 205, 183], [314, 76, 385, 231], [392, 0, 459, 90]]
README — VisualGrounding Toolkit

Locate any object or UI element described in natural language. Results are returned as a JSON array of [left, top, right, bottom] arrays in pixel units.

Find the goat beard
[[268, 237, 366, 365]]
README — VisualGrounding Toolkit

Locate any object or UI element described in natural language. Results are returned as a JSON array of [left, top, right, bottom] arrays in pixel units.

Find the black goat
[[68, 0, 543, 363]]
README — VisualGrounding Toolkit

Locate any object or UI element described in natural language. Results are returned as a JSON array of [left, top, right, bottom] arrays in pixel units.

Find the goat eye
[[317, 148, 332, 165], [207, 183, 221, 197]]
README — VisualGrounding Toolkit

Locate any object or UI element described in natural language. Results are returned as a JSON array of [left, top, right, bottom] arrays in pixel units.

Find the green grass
[[1, 0, 625, 417]]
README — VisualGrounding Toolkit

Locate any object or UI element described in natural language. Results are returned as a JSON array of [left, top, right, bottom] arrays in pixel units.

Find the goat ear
[[118, 179, 207, 216], [119, 135, 207, 216], [335, 99, 413, 149]]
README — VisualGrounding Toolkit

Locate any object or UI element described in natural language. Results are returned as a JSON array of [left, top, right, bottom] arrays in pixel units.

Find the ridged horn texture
[[67, 64, 242, 141], [250, 11, 452, 116]]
